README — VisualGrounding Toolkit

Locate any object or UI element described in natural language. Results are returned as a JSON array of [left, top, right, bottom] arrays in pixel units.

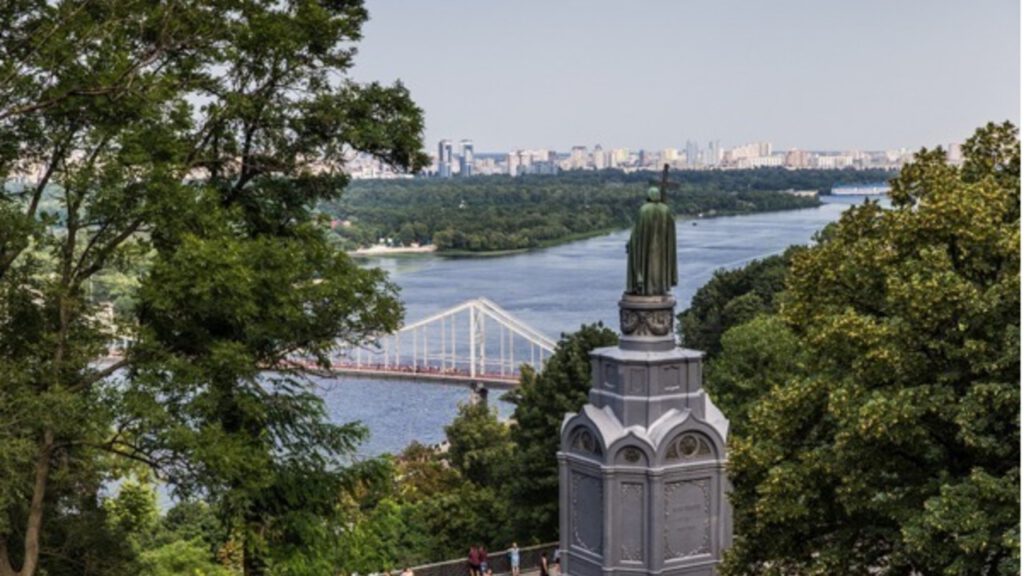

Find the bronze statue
[[626, 169, 678, 296]]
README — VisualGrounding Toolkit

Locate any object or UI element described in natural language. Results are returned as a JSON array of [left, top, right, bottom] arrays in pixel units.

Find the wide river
[[319, 195, 885, 456]]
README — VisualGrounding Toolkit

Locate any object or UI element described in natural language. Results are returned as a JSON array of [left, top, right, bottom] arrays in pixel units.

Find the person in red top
[[479, 546, 489, 574], [468, 545, 480, 576]]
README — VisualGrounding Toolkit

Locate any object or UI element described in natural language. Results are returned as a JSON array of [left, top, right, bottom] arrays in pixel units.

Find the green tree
[[445, 402, 515, 488], [392, 402, 516, 562], [677, 252, 792, 357], [704, 315, 802, 436], [139, 539, 234, 576], [723, 122, 1020, 575], [505, 323, 618, 542], [335, 497, 406, 575], [0, 2, 425, 575], [405, 480, 508, 561], [104, 479, 159, 548], [329, 405, 519, 569], [393, 442, 462, 502]]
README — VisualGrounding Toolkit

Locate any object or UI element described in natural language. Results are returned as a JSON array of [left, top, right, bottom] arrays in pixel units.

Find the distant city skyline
[[352, 0, 1020, 153], [341, 137, 936, 179]]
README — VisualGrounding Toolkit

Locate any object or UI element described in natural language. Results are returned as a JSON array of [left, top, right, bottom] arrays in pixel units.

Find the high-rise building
[[508, 150, 540, 175], [570, 146, 588, 170], [784, 149, 809, 169], [609, 148, 630, 168], [726, 142, 773, 166], [437, 139, 453, 177], [685, 140, 701, 168], [459, 140, 474, 176], [707, 140, 721, 167], [593, 145, 606, 169]]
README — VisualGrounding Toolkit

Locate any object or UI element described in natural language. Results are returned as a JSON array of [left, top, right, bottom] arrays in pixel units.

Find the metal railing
[[391, 542, 559, 576]]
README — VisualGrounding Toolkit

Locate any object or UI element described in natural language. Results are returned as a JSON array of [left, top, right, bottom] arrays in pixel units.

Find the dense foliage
[[677, 251, 794, 356], [721, 122, 1020, 575], [0, 2, 424, 575], [503, 324, 619, 542], [302, 402, 517, 573], [321, 169, 893, 253]]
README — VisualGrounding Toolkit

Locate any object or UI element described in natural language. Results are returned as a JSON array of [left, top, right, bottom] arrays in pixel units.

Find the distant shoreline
[[347, 204, 830, 260]]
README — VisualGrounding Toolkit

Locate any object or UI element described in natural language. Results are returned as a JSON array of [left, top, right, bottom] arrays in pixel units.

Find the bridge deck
[[328, 365, 521, 388]]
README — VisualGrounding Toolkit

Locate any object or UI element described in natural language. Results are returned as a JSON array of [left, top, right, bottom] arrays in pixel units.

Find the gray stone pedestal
[[558, 294, 732, 576]]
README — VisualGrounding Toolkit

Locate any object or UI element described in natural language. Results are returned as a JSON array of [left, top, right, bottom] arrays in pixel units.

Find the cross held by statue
[[649, 163, 679, 202]]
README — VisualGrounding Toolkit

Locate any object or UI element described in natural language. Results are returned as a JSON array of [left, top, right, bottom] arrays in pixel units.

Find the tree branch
[[69, 358, 130, 393], [26, 138, 68, 220], [21, 430, 54, 576], [99, 443, 164, 472], [0, 135, 72, 281], [71, 218, 144, 288]]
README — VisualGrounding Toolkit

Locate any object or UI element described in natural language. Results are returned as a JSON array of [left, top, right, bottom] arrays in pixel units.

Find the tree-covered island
[[321, 169, 894, 254]]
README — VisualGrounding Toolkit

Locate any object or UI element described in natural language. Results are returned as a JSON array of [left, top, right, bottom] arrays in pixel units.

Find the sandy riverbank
[[348, 244, 437, 256]]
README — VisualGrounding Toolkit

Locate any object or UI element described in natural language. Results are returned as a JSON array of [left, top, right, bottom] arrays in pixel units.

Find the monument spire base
[[559, 294, 732, 576], [618, 292, 677, 352]]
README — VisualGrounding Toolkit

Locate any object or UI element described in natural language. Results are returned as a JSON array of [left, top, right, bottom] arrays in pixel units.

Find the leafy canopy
[[0, 1, 425, 575], [722, 122, 1020, 576], [677, 252, 793, 357]]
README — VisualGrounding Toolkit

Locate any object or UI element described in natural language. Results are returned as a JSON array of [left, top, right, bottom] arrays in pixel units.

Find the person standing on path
[[539, 552, 549, 576], [508, 543, 520, 576], [468, 545, 480, 576], [479, 545, 489, 575]]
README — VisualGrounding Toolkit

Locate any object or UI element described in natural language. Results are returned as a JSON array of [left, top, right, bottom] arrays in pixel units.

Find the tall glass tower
[[437, 139, 453, 177], [459, 140, 474, 177]]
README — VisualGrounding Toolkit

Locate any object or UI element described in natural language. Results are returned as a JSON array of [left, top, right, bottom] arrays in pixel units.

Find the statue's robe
[[626, 200, 677, 295]]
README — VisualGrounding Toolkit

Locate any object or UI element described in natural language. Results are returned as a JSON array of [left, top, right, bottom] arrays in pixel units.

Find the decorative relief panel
[[663, 478, 711, 560], [570, 428, 603, 457], [665, 432, 713, 461], [619, 447, 644, 465], [619, 307, 674, 336], [619, 482, 644, 563], [571, 472, 603, 554], [628, 367, 646, 395]]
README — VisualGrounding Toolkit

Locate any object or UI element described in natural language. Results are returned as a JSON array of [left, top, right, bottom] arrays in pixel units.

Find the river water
[[319, 195, 885, 456]]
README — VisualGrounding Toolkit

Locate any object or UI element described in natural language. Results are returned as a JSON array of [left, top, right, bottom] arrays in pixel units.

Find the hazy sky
[[351, 0, 1020, 152]]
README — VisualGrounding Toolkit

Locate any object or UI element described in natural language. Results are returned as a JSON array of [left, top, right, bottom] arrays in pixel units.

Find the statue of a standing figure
[[626, 185, 677, 296]]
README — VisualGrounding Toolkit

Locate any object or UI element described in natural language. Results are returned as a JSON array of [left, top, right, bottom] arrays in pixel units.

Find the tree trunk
[[0, 538, 15, 576], [243, 545, 267, 576], [242, 522, 268, 576], [17, 431, 53, 576]]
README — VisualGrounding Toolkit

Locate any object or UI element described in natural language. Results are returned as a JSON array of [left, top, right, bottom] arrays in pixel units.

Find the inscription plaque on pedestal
[[571, 472, 604, 555], [663, 479, 711, 560], [619, 483, 644, 563]]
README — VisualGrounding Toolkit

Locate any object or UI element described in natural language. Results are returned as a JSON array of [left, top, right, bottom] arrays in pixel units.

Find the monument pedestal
[[558, 294, 732, 576]]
